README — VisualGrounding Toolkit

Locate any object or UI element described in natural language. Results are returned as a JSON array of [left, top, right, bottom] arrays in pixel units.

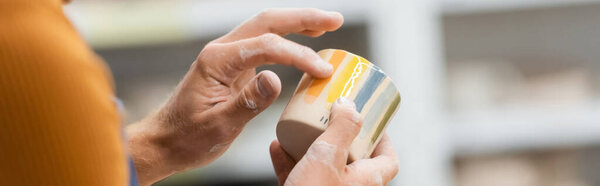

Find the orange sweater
[[0, 0, 128, 185]]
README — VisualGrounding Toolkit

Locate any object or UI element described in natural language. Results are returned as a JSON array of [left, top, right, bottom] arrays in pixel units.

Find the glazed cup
[[276, 49, 401, 162]]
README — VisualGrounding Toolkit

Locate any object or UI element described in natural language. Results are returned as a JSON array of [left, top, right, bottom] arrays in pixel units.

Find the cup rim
[[319, 48, 402, 103]]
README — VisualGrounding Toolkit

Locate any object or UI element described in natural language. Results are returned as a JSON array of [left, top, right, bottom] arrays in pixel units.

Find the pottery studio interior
[[62, 0, 600, 185]]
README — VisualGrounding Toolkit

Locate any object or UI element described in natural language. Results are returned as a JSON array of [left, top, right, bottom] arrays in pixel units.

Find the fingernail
[[327, 11, 342, 18], [257, 74, 272, 98], [335, 97, 356, 110], [320, 59, 333, 74], [335, 97, 361, 124]]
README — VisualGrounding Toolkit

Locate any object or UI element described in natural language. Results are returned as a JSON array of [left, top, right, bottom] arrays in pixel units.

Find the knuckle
[[300, 46, 317, 57], [236, 90, 259, 112], [194, 44, 220, 71], [197, 43, 217, 63], [256, 8, 276, 20], [257, 33, 280, 46], [298, 45, 312, 54]]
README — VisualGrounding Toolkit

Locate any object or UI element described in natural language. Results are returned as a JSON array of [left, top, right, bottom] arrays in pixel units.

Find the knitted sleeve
[[0, 0, 129, 185]]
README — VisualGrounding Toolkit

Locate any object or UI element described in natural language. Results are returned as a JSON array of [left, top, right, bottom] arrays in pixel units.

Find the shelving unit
[[443, 1, 600, 156], [442, 0, 600, 14], [63, 0, 367, 49], [451, 103, 600, 156], [64, 0, 600, 48]]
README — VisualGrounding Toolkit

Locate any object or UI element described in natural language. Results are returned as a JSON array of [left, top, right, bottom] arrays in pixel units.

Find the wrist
[[126, 115, 174, 185]]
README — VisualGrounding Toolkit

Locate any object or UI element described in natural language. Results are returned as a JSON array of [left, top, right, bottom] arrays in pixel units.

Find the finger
[[305, 98, 362, 170], [216, 8, 344, 43], [371, 134, 397, 158], [346, 134, 399, 185], [202, 33, 332, 85], [217, 70, 281, 126], [269, 140, 296, 186]]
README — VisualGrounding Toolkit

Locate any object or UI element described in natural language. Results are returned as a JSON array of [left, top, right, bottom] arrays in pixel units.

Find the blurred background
[[63, 0, 600, 185]]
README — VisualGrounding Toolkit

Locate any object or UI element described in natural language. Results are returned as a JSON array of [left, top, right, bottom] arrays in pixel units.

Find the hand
[[126, 8, 344, 185], [270, 98, 399, 186]]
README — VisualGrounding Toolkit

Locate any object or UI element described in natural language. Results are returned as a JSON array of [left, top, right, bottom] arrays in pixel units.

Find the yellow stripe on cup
[[304, 50, 347, 103], [326, 55, 367, 103]]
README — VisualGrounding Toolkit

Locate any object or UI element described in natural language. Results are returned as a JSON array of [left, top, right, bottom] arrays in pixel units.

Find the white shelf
[[450, 103, 600, 156], [63, 0, 600, 49]]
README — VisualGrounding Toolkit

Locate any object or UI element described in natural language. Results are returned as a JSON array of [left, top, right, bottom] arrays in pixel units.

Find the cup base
[[276, 118, 364, 163], [276, 119, 324, 162]]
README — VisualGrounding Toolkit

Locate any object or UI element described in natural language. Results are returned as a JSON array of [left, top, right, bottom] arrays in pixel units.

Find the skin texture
[[270, 98, 399, 186], [125, 8, 398, 185]]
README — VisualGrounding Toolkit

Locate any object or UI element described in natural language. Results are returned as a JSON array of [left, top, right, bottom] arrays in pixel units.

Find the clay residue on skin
[[209, 143, 227, 153], [373, 172, 383, 186], [286, 141, 340, 186], [305, 140, 338, 171], [347, 159, 387, 186], [229, 125, 240, 133], [245, 99, 257, 111], [238, 47, 263, 62], [273, 40, 304, 59], [239, 90, 258, 112]]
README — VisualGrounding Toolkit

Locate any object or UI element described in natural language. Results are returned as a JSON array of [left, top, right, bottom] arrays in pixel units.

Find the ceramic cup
[[277, 49, 401, 162]]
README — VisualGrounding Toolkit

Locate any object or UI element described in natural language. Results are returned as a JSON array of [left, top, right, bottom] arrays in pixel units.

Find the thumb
[[221, 70, 281, 126], [304, 98, 362, 170]]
